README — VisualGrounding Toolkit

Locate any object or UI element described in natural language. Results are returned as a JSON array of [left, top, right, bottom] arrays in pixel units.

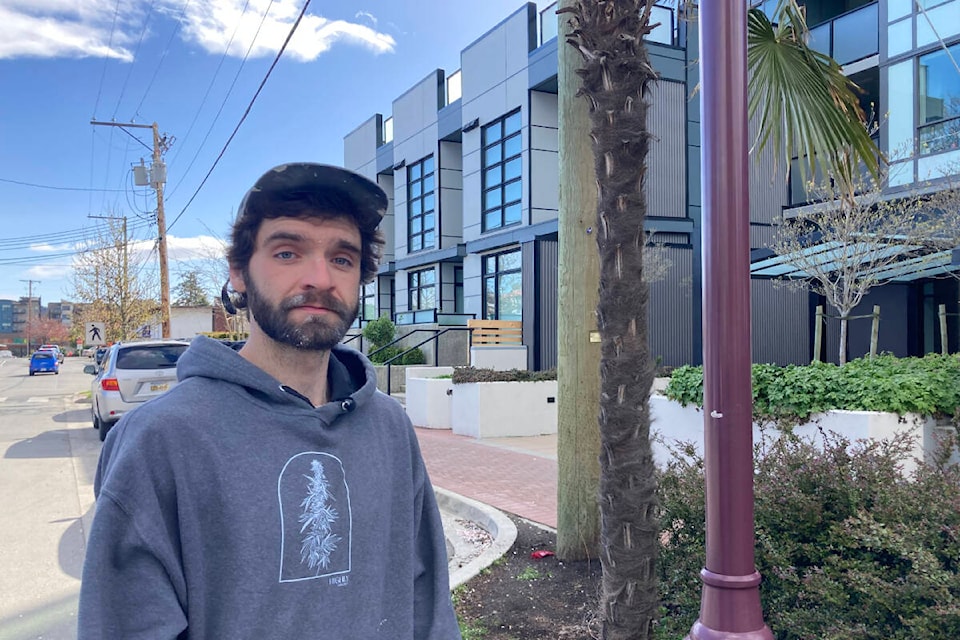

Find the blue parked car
[[29, 350, 60, 376]]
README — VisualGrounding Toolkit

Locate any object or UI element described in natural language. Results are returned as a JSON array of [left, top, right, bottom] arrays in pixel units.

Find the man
[[79, 163, 462, 639]]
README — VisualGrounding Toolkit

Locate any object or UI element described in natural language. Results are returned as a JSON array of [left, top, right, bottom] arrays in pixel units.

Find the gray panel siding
[[536, 236, 559, 370], [646, 81, 687, 218], [648, 246, 693, 366], [751, 279, 809, 365], [748, 111, 789, 225]]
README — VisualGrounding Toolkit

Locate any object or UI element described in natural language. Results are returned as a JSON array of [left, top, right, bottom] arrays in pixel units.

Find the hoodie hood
[[176, 335, 378, 418]]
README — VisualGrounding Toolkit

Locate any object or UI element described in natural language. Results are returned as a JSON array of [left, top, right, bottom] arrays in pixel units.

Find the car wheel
[[29, 371, 34, 376], [92, 409, 100, 430], [99, 421, 113, 442]]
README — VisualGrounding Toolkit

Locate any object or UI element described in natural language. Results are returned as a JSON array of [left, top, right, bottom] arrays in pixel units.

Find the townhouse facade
[[342, 0, 959, 369]]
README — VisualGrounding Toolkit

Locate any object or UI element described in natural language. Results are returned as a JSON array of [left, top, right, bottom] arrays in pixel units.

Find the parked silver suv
[[85, 340, 190, 441]]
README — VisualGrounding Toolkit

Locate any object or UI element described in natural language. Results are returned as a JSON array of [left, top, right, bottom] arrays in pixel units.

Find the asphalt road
[[0, 356, 100, 640]]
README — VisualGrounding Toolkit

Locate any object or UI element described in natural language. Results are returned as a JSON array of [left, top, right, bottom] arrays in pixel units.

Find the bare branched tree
[[770, 167, 960, 363], [71, 216, 158, 342]]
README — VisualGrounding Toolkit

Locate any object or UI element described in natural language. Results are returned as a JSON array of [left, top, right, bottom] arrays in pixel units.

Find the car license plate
[[150, 383, 169, 392]]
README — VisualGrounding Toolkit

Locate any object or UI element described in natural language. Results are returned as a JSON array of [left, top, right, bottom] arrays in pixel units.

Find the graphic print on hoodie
[[278, 452, 352, 583]]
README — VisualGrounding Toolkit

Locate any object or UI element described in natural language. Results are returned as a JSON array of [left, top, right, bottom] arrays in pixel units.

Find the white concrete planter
[[650, 395, 959, 474], [406, 377, 454, 429], [451, 381, 558, 438]]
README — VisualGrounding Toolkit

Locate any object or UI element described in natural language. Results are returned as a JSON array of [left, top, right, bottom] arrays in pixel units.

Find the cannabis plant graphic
[[299, 459, 342, 573]]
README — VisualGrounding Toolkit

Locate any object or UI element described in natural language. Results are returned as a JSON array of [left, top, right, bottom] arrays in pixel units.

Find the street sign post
[[86, 322, 106, 346]]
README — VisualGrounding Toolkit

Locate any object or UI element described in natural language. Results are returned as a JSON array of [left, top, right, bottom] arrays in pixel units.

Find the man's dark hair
[[227, 190, 385, 285]]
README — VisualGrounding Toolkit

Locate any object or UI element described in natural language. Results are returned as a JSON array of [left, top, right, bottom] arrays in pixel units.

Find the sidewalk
[[415, 428, 558, 529]]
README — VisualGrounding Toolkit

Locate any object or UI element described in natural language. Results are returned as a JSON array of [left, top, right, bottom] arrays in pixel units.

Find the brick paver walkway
[[415, 428, 558, 529]]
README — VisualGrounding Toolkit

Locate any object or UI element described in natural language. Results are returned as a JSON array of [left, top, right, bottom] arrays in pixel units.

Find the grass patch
[[516, 566, 542, 581]]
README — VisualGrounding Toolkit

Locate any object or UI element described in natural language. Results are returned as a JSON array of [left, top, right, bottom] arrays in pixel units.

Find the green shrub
[[368, 345, 401, 364], [656, 429, 960, 639], [400, 347, 426, 365], [665, 354, 960, 421], [452, 367, 557, 383], [362, 315, 396, 349]]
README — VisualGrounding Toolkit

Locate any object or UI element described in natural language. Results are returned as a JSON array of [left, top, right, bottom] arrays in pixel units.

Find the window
[[408, 268, 436, 311], [918, 43, 960, 156], [481, 110, 523, 231], [482, 249, 522, 321], [407, 156, 436, 252], [454, 267, 464, 314], [360, 282, 377, 322]]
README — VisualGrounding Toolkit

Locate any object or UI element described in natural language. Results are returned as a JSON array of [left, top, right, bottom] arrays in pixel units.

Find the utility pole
[[89, 214, 127, 339], [20, 279, 40, 352], [556, 0, 602, 561], [90, 119, 172, 338]]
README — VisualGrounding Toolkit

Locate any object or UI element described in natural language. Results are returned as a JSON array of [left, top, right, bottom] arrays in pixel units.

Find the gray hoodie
[[78, 336, 460, 639]]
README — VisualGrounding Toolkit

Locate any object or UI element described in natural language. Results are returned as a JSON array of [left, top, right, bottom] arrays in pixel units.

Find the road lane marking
[[26, 397, 50, 403]]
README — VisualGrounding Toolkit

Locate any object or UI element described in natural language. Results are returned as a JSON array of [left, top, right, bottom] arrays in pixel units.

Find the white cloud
[[0, 0, 137, 60], [166, 234, 226, 261], [27, 264, 74, 280], [179, 1, 395, 61], [0, 0, 394, 60]]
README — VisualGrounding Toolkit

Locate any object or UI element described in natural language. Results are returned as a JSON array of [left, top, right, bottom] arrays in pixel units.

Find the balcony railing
[[539, 0, 677, 47], [808, 2, 879, 66], [394, 309, 476, 326], [788, 133, 882, 207]]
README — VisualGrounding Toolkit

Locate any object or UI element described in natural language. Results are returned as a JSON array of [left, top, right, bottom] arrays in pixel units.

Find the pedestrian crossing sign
[[86, 322, 106, 346]]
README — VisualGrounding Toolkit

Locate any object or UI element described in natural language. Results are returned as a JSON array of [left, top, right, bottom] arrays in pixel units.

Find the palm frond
[[747, 0, 883, 187]]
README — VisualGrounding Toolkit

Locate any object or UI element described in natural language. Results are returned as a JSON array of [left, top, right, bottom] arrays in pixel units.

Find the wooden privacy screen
[[467, 319, 523, 345]]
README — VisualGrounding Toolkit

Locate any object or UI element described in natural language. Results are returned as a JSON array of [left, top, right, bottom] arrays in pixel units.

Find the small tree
[[362, 315, 395, 348], [26, 318, 71, 346], [172, 270, 209, 306], [770, 168, 960, 364], [71, 215, 158, 342]]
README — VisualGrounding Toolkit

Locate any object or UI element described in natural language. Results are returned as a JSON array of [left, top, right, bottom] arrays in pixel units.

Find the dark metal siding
[[648, 246, 693, 366], [646, 81, 687, 218], [751, 279, 809, 365], [535, 236, 559, 370]]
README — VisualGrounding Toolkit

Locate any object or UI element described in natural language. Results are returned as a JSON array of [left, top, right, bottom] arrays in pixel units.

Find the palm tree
[[558, 0, 881, 637]]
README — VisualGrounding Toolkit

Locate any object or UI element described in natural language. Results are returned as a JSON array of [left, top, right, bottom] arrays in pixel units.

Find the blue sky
[[0, 0, 545, 304]]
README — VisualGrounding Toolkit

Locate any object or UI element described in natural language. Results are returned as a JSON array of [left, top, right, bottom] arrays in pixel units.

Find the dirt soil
[[453, 515, 604, 639]]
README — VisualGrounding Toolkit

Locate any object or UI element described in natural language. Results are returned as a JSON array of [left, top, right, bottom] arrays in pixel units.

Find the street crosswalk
[[0, 396, 53, 405]]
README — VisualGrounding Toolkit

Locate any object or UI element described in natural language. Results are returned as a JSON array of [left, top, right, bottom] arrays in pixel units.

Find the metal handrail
[[341, 333, 364, 350], [370, 327, 475, 395]]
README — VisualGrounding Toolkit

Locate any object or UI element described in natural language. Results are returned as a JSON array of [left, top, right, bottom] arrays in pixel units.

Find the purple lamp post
[[688, 2, 773, 638]]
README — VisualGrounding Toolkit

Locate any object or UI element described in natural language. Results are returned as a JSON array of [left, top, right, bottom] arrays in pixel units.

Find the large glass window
[[408, 268, 436, 311], [407, 155, 436, 253], [360, 282, 377, 322], [482, 249, 522, 321], [481, 110, 523, 232], [918, 43, 960, 156]]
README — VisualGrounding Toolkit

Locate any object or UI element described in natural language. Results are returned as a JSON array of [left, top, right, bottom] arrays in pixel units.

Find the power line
[[134, 0, 193, 119], [0, 177, 127, 192], [0, 219, 155, 250], [111, 0, 158, 120], [92, 0, 124, 118], [166, 0, 256, 187], [167, 0, 312, 232]]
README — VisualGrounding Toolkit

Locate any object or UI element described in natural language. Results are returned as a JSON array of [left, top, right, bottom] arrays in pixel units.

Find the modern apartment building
[[342, 0, 959, 369]]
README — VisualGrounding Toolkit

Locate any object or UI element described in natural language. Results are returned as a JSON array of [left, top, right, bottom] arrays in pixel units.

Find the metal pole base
[[687, 621, 774, 640], [685, 570, 774, 639]]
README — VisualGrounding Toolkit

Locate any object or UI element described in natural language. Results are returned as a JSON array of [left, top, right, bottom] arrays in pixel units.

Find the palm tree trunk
[[562, 1, 660, 636]]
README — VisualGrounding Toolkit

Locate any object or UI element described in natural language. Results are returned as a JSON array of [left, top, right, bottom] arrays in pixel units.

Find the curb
[[434, 487, 518, 589]]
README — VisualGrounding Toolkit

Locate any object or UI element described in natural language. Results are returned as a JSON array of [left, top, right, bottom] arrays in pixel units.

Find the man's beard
[[244, 272, 358, 351]]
